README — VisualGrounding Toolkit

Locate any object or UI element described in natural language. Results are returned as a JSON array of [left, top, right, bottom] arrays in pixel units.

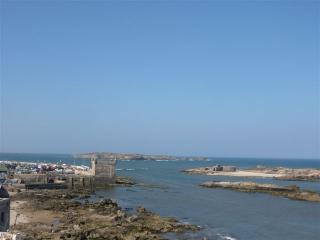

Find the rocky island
[[200, 181, 320, 202], [78, 152, 207, 161], [183, 165, 320, 181]]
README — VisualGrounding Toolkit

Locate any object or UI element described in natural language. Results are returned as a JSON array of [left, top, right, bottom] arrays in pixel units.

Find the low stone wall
[[14, 173, 115, 191], [25, 183, 68, 190], [67, 176, 114, 190], [15, 174, 47, 184], [222, 166, 237, 172]]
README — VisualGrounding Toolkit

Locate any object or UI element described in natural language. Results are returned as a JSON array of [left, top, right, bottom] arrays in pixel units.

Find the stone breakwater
[[9, 190, 199, 240], [200, 181, 320, 202]]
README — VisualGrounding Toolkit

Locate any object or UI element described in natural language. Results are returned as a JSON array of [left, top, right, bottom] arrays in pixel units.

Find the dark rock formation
[[200, 181, 320, 202]]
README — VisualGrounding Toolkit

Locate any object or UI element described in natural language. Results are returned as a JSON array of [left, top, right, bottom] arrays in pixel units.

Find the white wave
[[155, 159, 181, 162], [117, 168, 148, 171], [218, 234, 238, 240], [224, 237, 237, 240]]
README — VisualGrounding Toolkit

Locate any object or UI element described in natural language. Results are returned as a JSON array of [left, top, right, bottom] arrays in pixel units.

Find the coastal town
[[0, 153, 202, 240]]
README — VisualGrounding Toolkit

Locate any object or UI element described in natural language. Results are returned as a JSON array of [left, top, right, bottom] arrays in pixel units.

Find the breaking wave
[[116, 168, 148, 171], [218, 234, 238, 240]]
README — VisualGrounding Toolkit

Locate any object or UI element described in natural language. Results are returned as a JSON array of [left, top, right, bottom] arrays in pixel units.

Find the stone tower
[[91, 154, 116, 183]]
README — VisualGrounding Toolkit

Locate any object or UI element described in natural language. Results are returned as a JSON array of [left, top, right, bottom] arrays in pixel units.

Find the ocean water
[[1, 153, 320, 240]]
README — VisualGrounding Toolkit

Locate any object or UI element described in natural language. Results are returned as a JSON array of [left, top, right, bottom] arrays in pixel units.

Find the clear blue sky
[[0, 1, 319, 159]]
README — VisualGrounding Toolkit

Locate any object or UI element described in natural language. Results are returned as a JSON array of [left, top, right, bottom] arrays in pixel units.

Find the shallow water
[[1, 153, 320, 240], [100, 159, 320, 240]]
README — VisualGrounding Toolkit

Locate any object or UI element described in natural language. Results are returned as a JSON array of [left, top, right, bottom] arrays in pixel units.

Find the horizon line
[[0, 151, 319, 161]]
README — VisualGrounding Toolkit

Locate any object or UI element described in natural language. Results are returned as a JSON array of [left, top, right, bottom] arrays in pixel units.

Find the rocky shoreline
[[9, 189, 199, 240], [200, 181, 320, 202], [183, 166, 320, 181]]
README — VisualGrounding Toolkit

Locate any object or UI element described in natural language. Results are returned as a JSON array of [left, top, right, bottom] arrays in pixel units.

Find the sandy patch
[[207, 170, 283, 178], [10, 201, 30, 226], [10, 200, 61, 227]]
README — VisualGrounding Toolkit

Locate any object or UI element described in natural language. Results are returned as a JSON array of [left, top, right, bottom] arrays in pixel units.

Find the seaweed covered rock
[[10, 189, 198, 240], [200, 181, 320, 202]]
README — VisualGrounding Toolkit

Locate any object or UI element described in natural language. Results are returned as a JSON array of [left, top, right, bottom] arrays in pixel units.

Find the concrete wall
[[0, 199, 10, 231], [222, 166, 237, 172]]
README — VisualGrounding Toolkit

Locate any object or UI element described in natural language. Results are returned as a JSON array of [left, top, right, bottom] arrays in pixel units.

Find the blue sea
[[1, 153, 320, 240]]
